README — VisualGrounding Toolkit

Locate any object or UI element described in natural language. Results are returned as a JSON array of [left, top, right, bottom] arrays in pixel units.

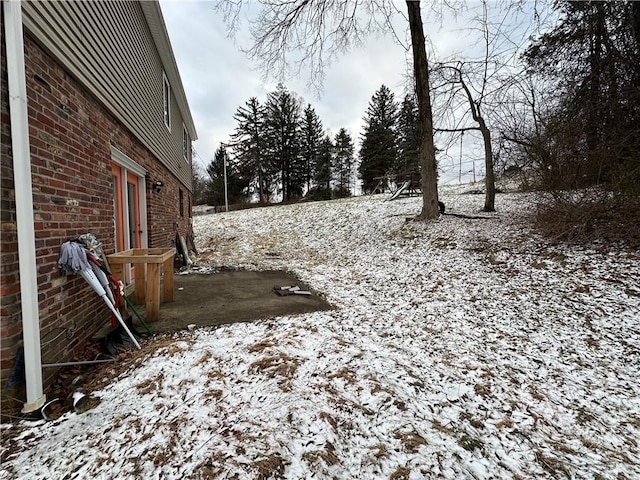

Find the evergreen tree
[[300, 104, 324, 194], [205, 150, 225, 206], [358, 85, 399, 193], [264, 84, 303, 201], [333, 128, 354, 197], [309, 135, 333, 200], [206, 145, 247, 206], [230, 97, 271, 203], [395, 94, 420, 177]]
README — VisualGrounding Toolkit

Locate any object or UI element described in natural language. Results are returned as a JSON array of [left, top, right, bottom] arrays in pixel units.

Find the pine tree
[[333, 128, 354, 197], [264, 84, 303, 201], [300, 104, 324, 194], [230, 97, 271, 202], [358, 85, 399, 193], [205, 146, 246, 206], [309, 135, 333, 200], [395, 94, 420, 177]]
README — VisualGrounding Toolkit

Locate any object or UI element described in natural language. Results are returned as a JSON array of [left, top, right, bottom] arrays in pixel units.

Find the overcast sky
[[159, 1, 543, 185]]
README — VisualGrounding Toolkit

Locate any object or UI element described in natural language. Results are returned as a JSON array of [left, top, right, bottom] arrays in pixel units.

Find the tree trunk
[[258, 168, 267, 203], [407, 1, 439, 220], [479, 118, 495, 212], [282, 160, 288, 201]]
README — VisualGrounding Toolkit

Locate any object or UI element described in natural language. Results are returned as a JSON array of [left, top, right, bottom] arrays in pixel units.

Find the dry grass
[[247, 339, 277, 353], [252, 453, 287, 480], [459, 435, 484, 452], [196, 351, 213, 365], [534, 450, 570, 478], [301, 441, 340, 468], [328, 367, 358, 384], [368, 374, 396, 397], [495, 417, 514, 429], [248, 353, 302, 391], [393, 430, 428, 453], [431, 419, 456, 435], [528, 385, 546, 401], [536, 196, 640, 248], [135, 376, 161, 396], [319, 411, 339, 433], [550, 441, 578, 455], [389, 466, 411, 480], [369, 443, 389, 460], [205, 389, 223, 402], [194, 464, 223, 480], [474, 383, 491, 397], [585, 336, 600, 348]]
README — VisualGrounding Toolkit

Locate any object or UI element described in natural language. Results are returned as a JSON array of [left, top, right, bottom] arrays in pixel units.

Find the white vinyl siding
[[183, 124, 190, 162], [163, 72, 171, 130], [21, 0, 196, 190]]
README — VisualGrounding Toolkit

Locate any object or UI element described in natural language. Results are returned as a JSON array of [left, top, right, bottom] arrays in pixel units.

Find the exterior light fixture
[[152, 180, 164, 193]]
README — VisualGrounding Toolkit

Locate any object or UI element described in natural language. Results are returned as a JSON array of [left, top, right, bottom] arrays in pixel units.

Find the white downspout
[[4, 0, 46, 413]]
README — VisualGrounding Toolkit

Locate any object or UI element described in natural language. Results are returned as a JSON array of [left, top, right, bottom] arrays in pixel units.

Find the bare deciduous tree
[[407, 1, 439, 219], [431, 0, 544, 212], [433, 62, 496, 211]]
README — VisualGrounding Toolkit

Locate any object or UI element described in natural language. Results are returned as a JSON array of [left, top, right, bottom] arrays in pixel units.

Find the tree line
[[194, 83, 424, 205]]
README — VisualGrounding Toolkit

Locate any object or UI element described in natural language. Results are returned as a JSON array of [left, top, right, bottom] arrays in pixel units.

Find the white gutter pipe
[[4, 0, 46, 413]]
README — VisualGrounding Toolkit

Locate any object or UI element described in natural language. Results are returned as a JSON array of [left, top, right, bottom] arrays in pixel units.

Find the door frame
[[111, 147, 148, 284], [126, 171, 141, 250]]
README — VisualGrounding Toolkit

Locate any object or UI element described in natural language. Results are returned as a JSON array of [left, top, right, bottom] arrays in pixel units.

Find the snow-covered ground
[[2, 189, 639, 479]]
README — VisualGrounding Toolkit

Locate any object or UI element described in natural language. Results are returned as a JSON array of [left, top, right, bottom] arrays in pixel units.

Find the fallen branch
[[442, 212, 496, 220], [404, 212, 496, 222]]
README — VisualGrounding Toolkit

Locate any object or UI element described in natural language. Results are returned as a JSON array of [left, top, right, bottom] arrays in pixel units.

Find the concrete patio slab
[[132, 270, 332, 334]]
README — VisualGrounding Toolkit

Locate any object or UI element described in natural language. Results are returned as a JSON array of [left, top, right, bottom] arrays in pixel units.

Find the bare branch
[[214, 0, 412, 93], [435, 127, 480, 133]]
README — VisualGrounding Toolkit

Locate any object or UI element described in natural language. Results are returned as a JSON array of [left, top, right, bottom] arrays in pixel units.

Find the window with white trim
[[162, 72, 171, 129]]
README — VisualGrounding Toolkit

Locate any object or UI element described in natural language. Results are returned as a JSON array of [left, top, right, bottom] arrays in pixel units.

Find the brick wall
[[1, 28, 192, 416]]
